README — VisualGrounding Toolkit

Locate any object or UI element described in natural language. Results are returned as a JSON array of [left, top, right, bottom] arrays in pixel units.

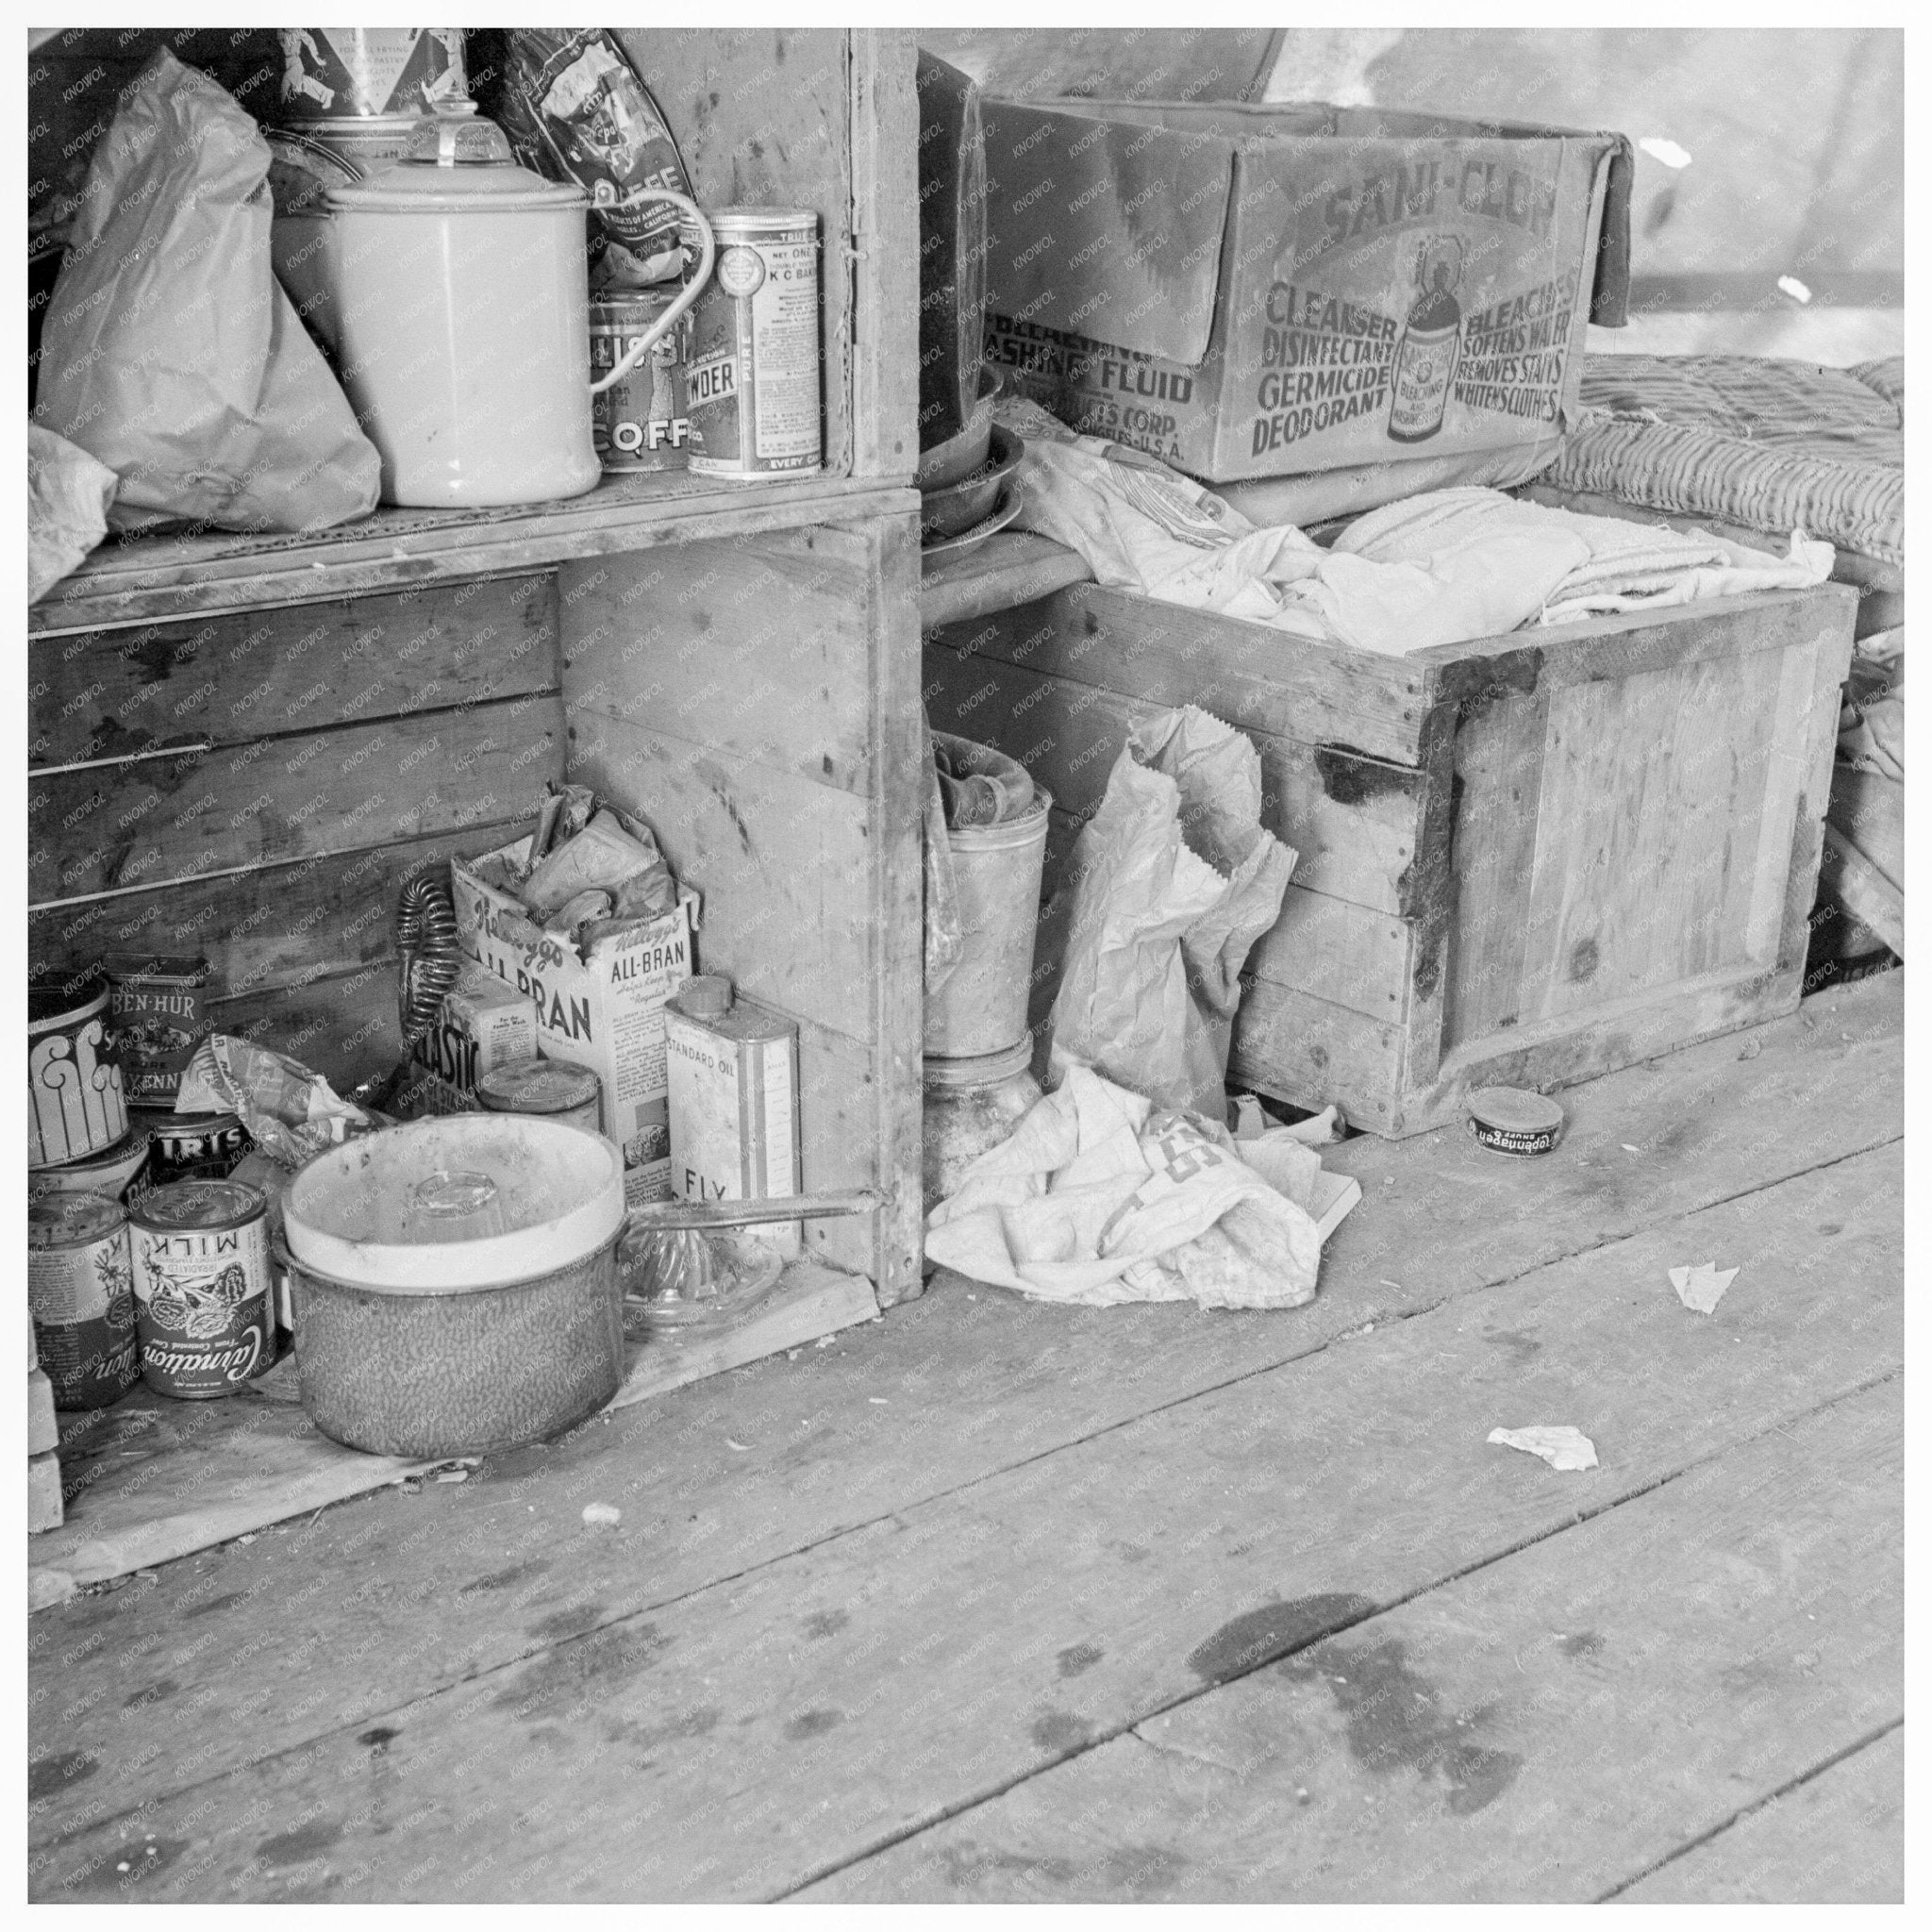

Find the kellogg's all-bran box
[[452, 838, 696, 1207], [980, 98, 1632, 486]]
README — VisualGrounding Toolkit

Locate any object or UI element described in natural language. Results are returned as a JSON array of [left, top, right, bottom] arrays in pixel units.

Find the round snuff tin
[[1467, 1086, 1566, 1157]]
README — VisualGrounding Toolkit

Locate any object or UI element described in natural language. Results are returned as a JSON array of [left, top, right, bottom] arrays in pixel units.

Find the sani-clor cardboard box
[[452, 839, 697, 1207], [981, 97, 1632, 485]]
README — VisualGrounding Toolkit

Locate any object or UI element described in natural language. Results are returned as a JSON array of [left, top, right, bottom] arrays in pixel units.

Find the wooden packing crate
[[29, 30, 926, 1306], [925, 578, 1857, 1137]]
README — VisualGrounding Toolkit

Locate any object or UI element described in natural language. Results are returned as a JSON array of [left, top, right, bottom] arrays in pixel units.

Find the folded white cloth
[[1000, 400, 1835, 656]]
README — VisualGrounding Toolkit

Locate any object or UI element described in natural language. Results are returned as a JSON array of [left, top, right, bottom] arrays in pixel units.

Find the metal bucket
[[924, 790, 1052, 1058]]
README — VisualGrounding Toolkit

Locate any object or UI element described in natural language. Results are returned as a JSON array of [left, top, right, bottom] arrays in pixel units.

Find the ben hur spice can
[[28, 1193, 142, 1411], [591, 291, 691, 474], [683, 208, 823, 480], [129, 1182, 275, 1400]]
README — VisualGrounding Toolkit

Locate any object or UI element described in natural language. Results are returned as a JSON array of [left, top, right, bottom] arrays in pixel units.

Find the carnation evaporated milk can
[[591, 290, 691, 473], [129, 1181, 275, 1400], [682, 208, 822, 480], [28, 1193, 142, 1410], [664, 975, 802, 1259]]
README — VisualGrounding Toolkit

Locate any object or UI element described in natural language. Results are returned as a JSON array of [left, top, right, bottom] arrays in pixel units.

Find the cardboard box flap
[[984, 101, 1236, 370], [921, 28, 1283, 105]]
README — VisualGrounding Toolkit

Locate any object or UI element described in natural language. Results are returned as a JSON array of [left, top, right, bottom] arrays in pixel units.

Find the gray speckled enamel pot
[[278, 1115, 630, 1458], [279, 1235, 625, 1458]]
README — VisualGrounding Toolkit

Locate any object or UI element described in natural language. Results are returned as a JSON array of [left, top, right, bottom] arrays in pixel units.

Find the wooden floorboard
[[805, 1378, 1903, 1902], [27, 1132, 1902, 1900], [24, 974, 1900, 1864], [1608, 1722, 1904, 1904]]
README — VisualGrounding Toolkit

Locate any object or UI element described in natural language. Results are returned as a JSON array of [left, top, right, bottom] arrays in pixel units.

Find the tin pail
[[924, 790, 1053, 1058]]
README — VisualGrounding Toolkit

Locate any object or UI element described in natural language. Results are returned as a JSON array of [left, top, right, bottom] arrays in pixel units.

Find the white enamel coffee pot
[[323, 116, 715, 508]]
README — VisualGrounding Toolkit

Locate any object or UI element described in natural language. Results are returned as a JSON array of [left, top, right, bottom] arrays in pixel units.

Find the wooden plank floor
[[26, 972, 1903, 1903]]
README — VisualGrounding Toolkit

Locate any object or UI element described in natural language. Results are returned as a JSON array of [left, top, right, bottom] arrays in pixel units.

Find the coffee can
[[28, 1192, 142, 1410], [28, 965, 128, 1169], [591, 291, 691, 474], [682, 208, 822, 480], [477, 1056, 605, 1134], [129, 1181, 275, 1400]]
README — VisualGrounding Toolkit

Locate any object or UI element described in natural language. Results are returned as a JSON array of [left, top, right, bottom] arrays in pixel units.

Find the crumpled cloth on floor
[[999, 399, 1834, 655], [924, 1063, 1321, 1310]]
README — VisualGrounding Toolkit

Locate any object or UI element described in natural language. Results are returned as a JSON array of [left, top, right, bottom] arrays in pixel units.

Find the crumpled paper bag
[[924, 1063, 1320, 1310], [177, 1036, 380, 1169], [28, 425, 116, 603], [33, 48, 379, 534], [1047, 707, 1295, 1116]]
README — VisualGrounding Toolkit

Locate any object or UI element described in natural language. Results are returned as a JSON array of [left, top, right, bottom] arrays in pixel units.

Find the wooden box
[[924, 578, 1856, 1137], [30, 31, 926, 1305]]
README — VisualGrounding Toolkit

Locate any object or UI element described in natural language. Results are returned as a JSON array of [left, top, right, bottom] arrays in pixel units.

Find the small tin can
[[277, 28, 468, 119], [477, 1057, 606, 1134], [104, 952, 212, 1106], [28, 1193, 142, 1410], [129, 1181, 275, 1400], [591, 291, 691, 474], [664, 975, 802, 1259], [140, 1108, 253, 1189], [26, 1126, 151, 1209], [683, 208, 822, 481], [1467, 1086, 1567, 1157], [28, 964, 128, 1170]]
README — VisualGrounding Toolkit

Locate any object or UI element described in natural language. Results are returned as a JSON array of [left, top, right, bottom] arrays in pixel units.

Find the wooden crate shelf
[[927, 578, 1857, 1138]]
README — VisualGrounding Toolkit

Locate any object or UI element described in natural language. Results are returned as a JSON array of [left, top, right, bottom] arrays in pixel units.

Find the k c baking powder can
[[28, 1193, 142, 1410], [129, 1181, 275, 1400], [682, 208, 822, 480], [591, 291, 691, 474]]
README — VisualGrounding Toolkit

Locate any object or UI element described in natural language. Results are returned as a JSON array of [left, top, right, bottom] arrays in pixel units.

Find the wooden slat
[[23, 973, 1901, 1862], [27, 826, 527, 993], [28, 575, 557, 770], [923, 637, 1424, 917], [1229, 980, 1408, 1133], [918, 534, 1095, 632], [29, 478, 918, 631], [849, 31, 921, 482], [858, 513, 929, 1305], [30, 697, 561, 905], [932, 584, 1433, 768], [207, 959, 403, 1095], [26, 1144, 1900, 1900], [557, 536, 875, 794], [1614, 1725, 1903, 1904], [564, 711, 874, 1049], [1442, 685, 1552, 1047], [1818, 825, 1905, 959], [811, 1379, 1902, 1902]]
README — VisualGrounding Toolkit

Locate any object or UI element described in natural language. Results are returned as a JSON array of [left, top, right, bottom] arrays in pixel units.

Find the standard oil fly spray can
[[664, 976, 802, 1259], [682, 208, 822, 481]]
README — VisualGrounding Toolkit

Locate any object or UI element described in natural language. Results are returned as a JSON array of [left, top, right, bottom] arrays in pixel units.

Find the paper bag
[[1046, 706, 1294, 1114]]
